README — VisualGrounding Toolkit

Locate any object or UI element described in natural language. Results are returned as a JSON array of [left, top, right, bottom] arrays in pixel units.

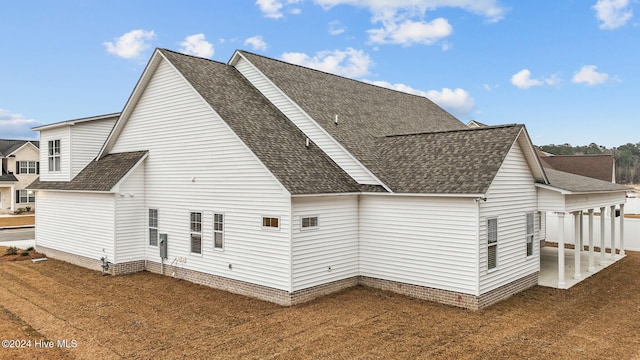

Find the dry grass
[[1, 246, 640, 359], [0, 215, 34, 228]]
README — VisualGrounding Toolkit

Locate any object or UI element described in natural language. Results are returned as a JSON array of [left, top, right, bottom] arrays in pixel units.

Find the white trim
[[6, 141, 39, 157], [213, 212, 225, 251], [189, 210, 203, 256], [292, 192, 485, 198], [535, 183, 628, 195], [32, 113, 120, 131]]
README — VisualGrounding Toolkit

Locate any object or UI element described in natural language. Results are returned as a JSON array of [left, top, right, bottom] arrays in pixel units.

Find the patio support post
[[10, 185, 15, 212], [573, 211, 581, 279], [588, 209, 595, 272], [579, 212, 584, 251], [557, 212, 566, 288], [610, 205, 616, 259], [600, 206, 606, 264], [619, 204, 625, 256]]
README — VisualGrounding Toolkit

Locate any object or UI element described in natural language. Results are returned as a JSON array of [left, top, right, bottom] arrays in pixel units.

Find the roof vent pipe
[[305, 137, 310, 148], [334, 114, 339, 125]]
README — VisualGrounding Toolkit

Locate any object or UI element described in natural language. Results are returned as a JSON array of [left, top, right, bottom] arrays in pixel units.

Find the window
[[17, 190, 35, 203], [526, 213, 535, 257], [190, 212, 202, 254], [301, 216, 318, 229], [149, 209, 158, 246], [214, 213, 224, 249], [17, 161, 39, 174], [48, 140, 61, 172], [487, 218, 498, 270], [262, 216, 279, 229], [536, 211, 542, 231]]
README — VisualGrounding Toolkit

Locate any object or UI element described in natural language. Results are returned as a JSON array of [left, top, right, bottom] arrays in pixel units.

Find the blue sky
[[1, 0, 638, 147]]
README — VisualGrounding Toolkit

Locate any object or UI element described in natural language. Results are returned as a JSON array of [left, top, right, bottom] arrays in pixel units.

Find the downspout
[[474, 197, 481, 297]]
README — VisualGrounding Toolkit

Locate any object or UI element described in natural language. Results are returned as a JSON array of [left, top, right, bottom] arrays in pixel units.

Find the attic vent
[[334, 114, 339, 125]]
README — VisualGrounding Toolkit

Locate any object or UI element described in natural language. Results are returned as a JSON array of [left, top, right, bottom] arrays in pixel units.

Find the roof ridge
[[384, 123, 522, 138], [158, 48, 227, 66], [237, 49, 449, 103]]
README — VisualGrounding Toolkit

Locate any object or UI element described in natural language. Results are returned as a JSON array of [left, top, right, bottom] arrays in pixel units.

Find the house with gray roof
[[29, 49, 630, 309], [0, 139, 40, 213]]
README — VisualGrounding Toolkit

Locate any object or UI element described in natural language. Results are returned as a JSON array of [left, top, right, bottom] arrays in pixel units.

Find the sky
[[0, 0, 638, 148]]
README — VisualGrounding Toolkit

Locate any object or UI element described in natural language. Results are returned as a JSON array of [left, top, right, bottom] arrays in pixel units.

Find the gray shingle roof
[[539, 154, 614, 183], [239, 51, 468, 184], [28, 151, 147, 192], [544, 168, 629, 193], [0, 174, 18, 182], [159, 49, 361, 195], [376, 125, 524, 193], [0, 139, 39, 157]]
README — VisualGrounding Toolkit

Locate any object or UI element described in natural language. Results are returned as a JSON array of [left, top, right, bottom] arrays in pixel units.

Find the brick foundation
[[36, 246, 538, 309]]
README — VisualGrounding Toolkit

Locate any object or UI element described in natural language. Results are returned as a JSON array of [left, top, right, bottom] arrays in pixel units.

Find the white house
[[1, 139, 40, 213], [29, 49, 629, 309]]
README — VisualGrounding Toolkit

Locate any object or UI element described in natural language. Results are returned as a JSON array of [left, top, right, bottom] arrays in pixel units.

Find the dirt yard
[[1, 247, 640, 359], [0, 215, 34, 228]]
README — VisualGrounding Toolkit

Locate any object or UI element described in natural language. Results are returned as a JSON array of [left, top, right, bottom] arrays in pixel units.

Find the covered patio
[[536, 168, 629, 289]]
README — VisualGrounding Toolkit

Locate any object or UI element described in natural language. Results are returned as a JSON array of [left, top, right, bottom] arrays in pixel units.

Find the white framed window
[[190, 212, 202, 254], [487, 218, 498, 270], [536, 211, 542, 231], [301, 216, 318, 230], [17, 161, 38, 174], [214, 213, 224, 249], [17, 189, 35, 203], [48, 139, 61, 172], [526, 213, 535, 257], [149, 209, 158, 247], [262, 216, 279, 229]]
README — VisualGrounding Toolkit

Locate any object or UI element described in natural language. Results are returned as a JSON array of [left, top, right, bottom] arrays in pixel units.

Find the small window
[[536, 211, 542, 231], [526, 213, 535, 257], [487, 218, 498, 270], [190, 212, 202, 254], [17, 161, 38, 174], [149, 209, 158, 246], [214, 213, 224, 249], [48, 140, 61, 172], [301, 216, 318, 229], [262, 217, 279, 229], [17, 189, 35, 203]]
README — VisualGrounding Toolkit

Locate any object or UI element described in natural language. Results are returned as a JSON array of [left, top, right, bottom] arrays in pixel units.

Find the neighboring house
[[466, 120, 488, 128], [29, 49, 629, 309], [0, 139, 40, 213], [536, 148, 616, 183]]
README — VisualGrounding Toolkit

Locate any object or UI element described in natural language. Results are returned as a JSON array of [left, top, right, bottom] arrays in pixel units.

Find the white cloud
[[365, 80, 474, 117], [368, 17, 452, 46], [314, 0, 507, 22], [593, 0, 633, 29], [244, 36, 268, 51], [179, 34, 214, 58], [510, 69, 542, 89], [281, 48, 373, 77], [440, 40, 452, 51], [329, 20, 346, 35], [103, 29, 156, 59], [0, 109, 42, 140], [572, 65, 609, 85], [256, 0, 303, 18]]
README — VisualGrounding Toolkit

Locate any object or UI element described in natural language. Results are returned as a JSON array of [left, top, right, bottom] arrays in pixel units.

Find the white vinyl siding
[[39, 127, 70, 181], [35, 191, 115, 269], [292, 195, 358, 291], [359, 195, 478, 295], [70, 119, 117, 177], [233, 56, 381, 186], [114, 163, 146, 263], [479, 140, 539, 294], [110, 58, 292, 291]]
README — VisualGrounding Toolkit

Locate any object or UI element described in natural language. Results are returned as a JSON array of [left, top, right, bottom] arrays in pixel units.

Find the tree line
[[539, 142, 640, 184]]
